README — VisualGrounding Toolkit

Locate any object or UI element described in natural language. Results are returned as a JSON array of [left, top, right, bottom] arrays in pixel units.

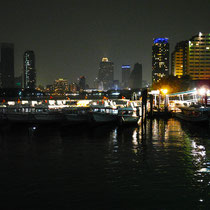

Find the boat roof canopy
[[169, 90, 196, 96]]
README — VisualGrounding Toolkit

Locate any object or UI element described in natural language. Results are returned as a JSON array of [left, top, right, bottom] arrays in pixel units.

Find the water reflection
[[0, 119, 209, 209]]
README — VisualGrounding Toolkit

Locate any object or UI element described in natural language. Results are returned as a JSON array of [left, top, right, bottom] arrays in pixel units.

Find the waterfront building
[[0, 43, 14, 88], [54, 78, 69, 94], [122, 65, 131, 89], [152, 38, 169, 83], [171, 41, 188, 78], [78, 76, 86, 90], [187, 32, 210, 80], [98, 57, 114, 90], [129, 63, 142, 89], [24, 51, 36, 89]]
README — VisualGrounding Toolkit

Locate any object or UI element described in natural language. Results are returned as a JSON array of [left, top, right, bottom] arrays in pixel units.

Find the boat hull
[[34, 113, 64, 123], [173, 112, 209, 123], [64, 113, 91, 124], [120, 116, 140, 125], [91, 112, 118, 123], [7, 113, 35, 123]]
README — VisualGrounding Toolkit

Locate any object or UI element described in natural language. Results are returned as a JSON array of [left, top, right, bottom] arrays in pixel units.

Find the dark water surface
[[0, 118, 210, 210]]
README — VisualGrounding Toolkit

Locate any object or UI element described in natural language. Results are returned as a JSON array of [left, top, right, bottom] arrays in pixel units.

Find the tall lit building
[[152, 38, 169, 83], [98, 57, 114, 90], [0, 43, 14, 88], [121, 65, 131, 88], [24, 51, 36, 89], [187, 32, 210, 80], [171, 41, 188, 78], [129, 63, 142, 89], [54, 78, 69, 94]]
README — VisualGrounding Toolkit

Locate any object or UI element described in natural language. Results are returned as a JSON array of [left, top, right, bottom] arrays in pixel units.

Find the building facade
[[171, 41, 188, 78], [187, 33, 210, 80], [98, 57, 114, 90], [54, 78, 69, 94], [78, 76, 86, 90], [0, 43, 14, 88], [121, 65, 131, 89], [152, 38, 169, 83], [24, 51, 36, 89], [129, 63, 142, 89], [14, 75, 23, 88]]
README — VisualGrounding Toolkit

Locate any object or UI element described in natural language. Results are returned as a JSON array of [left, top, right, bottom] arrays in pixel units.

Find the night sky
[[0, 0, 210, 87]]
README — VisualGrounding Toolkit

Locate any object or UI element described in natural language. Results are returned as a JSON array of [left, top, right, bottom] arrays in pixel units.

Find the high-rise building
[[129, 63, 142, 89], [14, 75, 23, 88], [78, 76, 86, 90], [54, 78, 69, 94], [187, 32, 210, 80], [171, 41, 188, 78], [98, 57, 114, 90], [152, 38, 169, 83], [24, 51, 36, 89], [0, 43, 14, 88], [121, 65, 131, 88]]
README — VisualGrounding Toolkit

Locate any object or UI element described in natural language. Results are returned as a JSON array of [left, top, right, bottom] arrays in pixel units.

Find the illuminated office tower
[[0, 43, 14, 88], [171, 41, 188, 78], [187, 32, 210, 80], [152, 38, 169, 83], [121, 65, 131, 88], [98, 57, 114, 90], [24, 51, 36, 89]]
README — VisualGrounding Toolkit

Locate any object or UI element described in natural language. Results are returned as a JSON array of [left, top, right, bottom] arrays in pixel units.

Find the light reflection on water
[[0, 119, 209, 209]]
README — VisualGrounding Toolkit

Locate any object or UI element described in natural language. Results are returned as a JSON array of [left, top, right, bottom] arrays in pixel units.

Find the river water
[[0, 118, 209, 209]]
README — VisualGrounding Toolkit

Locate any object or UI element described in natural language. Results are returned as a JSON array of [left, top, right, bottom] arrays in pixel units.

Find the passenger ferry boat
[[90, 100, 118, 124]]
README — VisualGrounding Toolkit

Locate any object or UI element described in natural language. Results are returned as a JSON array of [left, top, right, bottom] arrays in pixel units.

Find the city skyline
[[0, 0, 209, 86]]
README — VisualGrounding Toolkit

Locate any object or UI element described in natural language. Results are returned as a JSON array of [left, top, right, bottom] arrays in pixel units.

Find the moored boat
[[118, 106, 140, 125], [90, 105, 118, 124], [173, 106, 209, 123], [62, 106, 91, 124]]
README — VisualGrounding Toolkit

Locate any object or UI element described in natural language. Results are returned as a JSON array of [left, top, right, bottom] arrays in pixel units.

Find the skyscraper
[[121, 65, 131, 89], [152, 38, 169, 83], [78, 76, 86, 90], [187, 32, 210, 80], [0, 43, 14, 88], [171, 41, 188, 78], [24, 51, 36, 89], [98, 57, 114, 90], [129, 63, 142, 89]]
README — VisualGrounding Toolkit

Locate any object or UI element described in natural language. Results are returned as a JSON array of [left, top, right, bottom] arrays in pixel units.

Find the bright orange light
[[161, 89, 168, 95], [198, 88, 206, 96]]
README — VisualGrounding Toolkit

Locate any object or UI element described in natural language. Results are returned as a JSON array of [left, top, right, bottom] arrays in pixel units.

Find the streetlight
[[198, 87, 207, 107], [160, 89, 168, 112]]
